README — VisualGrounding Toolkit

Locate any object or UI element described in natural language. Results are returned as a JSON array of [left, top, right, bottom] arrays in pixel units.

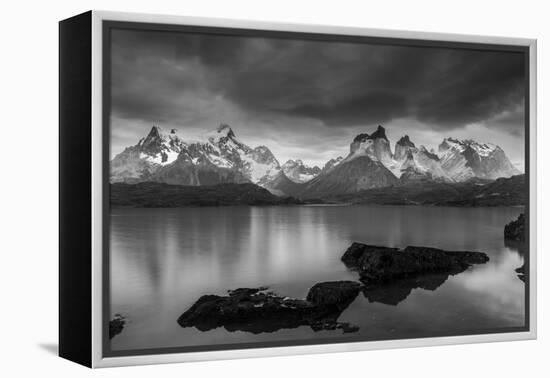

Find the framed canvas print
[[59, 10, 537, 368]]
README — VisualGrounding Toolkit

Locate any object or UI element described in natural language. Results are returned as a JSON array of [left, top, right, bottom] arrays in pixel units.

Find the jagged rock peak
[[353, 125, 388, 142], [140, 125, 170, 148], [216, 123, 236, 138], [370, 125, 387, 140], [397, 135, 415, 147], [141, 125, 182, 145], [146, 125, 162, 137]]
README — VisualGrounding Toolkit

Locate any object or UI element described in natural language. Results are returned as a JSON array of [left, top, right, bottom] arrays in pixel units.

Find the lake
[[109, 205, 526, 352]]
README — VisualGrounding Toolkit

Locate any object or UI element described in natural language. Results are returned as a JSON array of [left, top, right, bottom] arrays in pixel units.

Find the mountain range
[[110, 124, 521, 200]]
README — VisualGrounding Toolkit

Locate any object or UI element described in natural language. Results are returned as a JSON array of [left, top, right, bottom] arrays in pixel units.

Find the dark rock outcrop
[[109, 314, 126, 339], [515, 264, 526, 282], [341, 242, 489, 284], [177, 282, 361, 334], [504, 213, 525, 241]]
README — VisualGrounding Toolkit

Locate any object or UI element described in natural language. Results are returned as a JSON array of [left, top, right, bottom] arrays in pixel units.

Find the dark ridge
[[110, 182, 303, 207], [397, 135, 415, 147], [330, 174, 525, 207]]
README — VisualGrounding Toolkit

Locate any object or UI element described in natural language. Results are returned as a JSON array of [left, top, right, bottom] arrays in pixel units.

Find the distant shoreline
[[110, 174, 525, 209]]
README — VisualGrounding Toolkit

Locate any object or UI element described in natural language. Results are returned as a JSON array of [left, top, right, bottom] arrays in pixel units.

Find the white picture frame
[[59, 10, 537, 368]]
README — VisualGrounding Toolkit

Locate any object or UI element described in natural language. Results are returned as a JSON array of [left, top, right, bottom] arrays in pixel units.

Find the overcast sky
[[109, 28, 526, 170]]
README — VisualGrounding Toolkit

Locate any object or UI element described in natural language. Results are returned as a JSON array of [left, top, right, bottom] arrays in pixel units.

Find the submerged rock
[[504, 213, 525, 241], [109, 314, 126, 339], [342, 242, 489, 284], [177, 281, 361, 334]]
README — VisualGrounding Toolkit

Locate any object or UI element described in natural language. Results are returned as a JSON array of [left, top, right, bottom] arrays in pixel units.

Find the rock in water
[[177, 282, 361, 334], [306, 281, 364, 306], [515, 264, 526, 282], [341, 242, 489, 283], [109, 314, 126, 339], [504, 213, 525, 241]]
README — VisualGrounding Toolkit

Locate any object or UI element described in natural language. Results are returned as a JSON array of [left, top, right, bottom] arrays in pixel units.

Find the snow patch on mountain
[[438, 137, 519, 180], [137, 126, 185, 165], [282, 159, 321, 183]]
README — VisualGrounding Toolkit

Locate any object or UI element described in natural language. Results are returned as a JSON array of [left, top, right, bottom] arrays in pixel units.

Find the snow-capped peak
[[281, 159, 321, 183], [204, 123, 238, 145], [136, 125, 185, 166], [111, 123, 520, 188], [140, 125, 182, 144], [439, 138, 498, 157], [438, 137, 517, 180]]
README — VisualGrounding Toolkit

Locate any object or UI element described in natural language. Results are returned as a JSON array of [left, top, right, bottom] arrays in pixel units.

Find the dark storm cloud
[[288, 92, 408, 125], [110, 28, 525, 135], [413, 51, 525, 128]]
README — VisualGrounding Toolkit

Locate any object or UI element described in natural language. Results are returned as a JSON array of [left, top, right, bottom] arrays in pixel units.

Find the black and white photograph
[[4, 0, 550, 375], [106, 23, 529, 354]]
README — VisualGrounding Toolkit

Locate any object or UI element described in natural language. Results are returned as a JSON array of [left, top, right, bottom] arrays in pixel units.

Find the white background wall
[[1, 0, 547, 376]]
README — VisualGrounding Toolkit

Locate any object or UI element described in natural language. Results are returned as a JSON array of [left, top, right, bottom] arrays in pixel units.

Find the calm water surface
[[110, 205, 525, 351]]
